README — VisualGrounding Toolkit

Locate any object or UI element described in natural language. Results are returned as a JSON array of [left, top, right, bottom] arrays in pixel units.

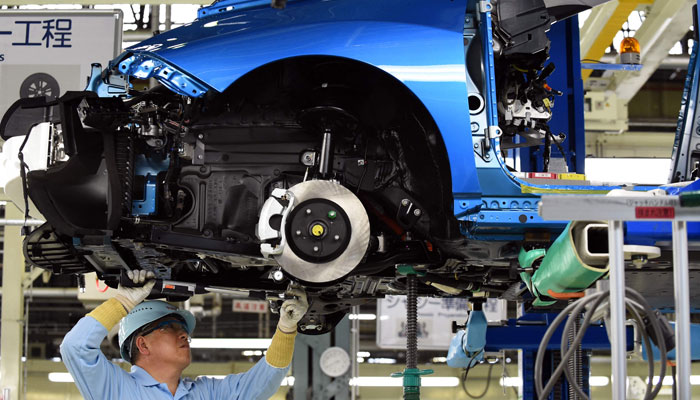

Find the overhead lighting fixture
[[189, 338, 272, 349], [349, 314, 376, 321], [48, 372, 74, 383], [500, 377, 522, 387], [349, 377, 459, 387], [357, 351, 370, 357], [500, 376, 612, 388], [589, 376, 610, 387], [652, 375, 700, 386], [199, 375, 295, 386], [366, 358, 397, 364]]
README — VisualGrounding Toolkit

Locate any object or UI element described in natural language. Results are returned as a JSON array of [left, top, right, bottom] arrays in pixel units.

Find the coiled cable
[[534, 288, 668, 400]]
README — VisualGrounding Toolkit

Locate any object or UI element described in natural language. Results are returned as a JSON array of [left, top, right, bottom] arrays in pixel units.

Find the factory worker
[[60, 270, 308, 399]]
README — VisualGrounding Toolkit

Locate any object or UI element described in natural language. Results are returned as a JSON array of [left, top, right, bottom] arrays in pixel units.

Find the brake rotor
[[276, 180, 370, 283]]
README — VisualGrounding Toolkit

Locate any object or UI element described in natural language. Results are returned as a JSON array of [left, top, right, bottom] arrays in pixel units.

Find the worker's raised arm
[[60, 271, 155, 400], [199, 289, 309, 399]]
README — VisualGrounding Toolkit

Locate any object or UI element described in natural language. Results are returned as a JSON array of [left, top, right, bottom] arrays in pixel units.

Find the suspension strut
[[392, 265, 433, 399]]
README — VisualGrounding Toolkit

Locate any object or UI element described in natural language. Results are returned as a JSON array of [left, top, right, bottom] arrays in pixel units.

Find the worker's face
[[140, 317, 191, 368]]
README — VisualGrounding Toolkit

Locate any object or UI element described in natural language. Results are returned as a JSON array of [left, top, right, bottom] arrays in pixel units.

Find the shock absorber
[[392, 265, 433, 400]]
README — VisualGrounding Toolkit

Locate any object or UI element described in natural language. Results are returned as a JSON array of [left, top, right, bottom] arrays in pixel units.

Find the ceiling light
[[366, 358, 396, 364], [189, 338, 271, 349], [590, 376, 609, 386], [48, 373, 73, 383], [197, 375, 295, 386], [349, 377, 459, 387], [357, 351, 370, 357], [500, 377, 522, 387], [349, 314, 376, 320]]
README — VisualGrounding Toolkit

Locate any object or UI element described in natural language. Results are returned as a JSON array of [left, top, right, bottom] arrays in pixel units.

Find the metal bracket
[[486, 125, 502, 139], [464, 14, 476, 29], [478, 0, 493, 13], [192, 139, 205, 165], [482, 125, 502, 153], [257, 188, 296, 258], [22, 267, 45, 291]]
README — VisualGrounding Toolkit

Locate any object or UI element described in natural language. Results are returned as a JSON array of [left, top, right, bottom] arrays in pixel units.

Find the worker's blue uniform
[[60, 315, 289, 400]]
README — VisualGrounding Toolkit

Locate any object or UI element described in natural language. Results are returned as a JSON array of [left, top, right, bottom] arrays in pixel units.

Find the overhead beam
[[612, 0, 695, 102], [579, 0, 654, 80]]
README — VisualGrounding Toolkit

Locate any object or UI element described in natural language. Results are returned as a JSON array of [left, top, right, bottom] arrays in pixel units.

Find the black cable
[[627, 303, 656, 399], [538, 293, 608, 399], [543, 128, 551, 172], [355, 139, 369, 194], [547, 129, 569, 172], [536, 289, 668, 400], [534, 292, 605, 398], [460, 363, 493, 399], [626, 289, 667, 399], [17, 128, 35, 235], [561, 300, 656, 400], [559, 295, 604, 400]]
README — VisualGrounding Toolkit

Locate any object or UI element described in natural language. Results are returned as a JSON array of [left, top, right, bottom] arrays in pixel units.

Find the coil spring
[[567, 312, 583, 399], [115, 132, 134, 214], [406, 274, 418, 369]]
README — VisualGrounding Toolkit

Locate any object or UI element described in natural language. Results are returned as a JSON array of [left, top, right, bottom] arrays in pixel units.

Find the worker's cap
[[118, 300, 196, 363]]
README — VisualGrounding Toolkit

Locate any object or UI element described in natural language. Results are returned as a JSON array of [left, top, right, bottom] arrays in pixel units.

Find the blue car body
[[119, 0, 483, 201], [3, 0, 696, 326]]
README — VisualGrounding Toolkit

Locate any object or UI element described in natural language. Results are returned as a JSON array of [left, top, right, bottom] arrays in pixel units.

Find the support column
[[672, 220, 691, 399], [1, 204, 26, 400], [608, 220, 627, 400]]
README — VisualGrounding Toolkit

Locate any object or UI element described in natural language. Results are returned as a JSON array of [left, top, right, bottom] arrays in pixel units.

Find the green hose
[[520, 221, 609, 306]]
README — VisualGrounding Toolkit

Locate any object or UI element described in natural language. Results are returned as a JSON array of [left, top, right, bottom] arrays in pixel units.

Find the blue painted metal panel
[[626, 221, 700, 246], [122, 0, 482, 203], [132, 154, 170, 216], [485, 318, 633, 352], [670, 41, 699, 180], [479, 3, 499, 128], [521, 17, 585, 174], [580, 63, 643, 71], [133, 175, 158, 216], [116, 55, 210, 98], [643, 323, 700, 361]]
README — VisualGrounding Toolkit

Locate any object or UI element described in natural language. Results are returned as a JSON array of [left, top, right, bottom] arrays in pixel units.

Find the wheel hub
[[256, 180, 370, 283]]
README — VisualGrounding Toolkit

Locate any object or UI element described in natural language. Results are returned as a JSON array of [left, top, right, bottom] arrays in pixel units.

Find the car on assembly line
[[1, 0, 696, 332]]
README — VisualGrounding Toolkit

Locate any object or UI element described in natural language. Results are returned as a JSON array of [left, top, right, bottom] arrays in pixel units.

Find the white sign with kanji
[[376, 296, 507, 350], [233, 299, 269, 314], [0, 10, 123, 120]]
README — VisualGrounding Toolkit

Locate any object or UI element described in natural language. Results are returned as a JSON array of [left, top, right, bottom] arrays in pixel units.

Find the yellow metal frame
[[581, 0, 654, 80]]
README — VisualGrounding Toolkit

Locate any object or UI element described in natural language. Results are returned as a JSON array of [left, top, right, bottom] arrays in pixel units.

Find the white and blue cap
[[118, 300, 196, 363]]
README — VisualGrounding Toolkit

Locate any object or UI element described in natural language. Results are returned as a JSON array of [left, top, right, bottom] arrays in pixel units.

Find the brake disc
[[258, 180, 370, 283]]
